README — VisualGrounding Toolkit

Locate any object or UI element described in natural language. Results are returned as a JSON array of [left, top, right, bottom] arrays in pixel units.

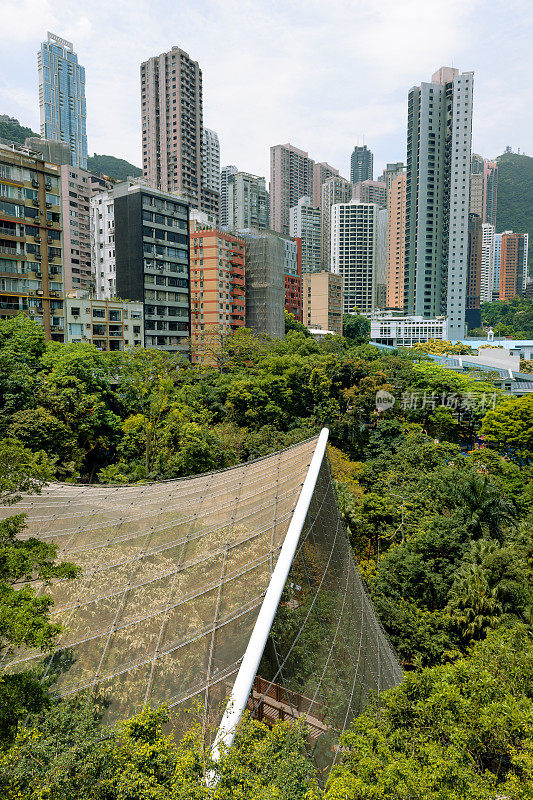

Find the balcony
[[0, 245, 18, 256]]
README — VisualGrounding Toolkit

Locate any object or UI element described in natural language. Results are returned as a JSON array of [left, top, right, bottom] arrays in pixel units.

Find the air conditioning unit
[[46, 202, 52, 209], [29, 290, 35, 296], [36, 290, 44, 296], [32, 199, 39, 207], [34, 234, 41, 242], [73, 314, 79, 318]]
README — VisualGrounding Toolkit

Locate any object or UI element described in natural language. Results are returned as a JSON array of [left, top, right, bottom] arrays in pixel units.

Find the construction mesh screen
[[0, 434, 401, 763]]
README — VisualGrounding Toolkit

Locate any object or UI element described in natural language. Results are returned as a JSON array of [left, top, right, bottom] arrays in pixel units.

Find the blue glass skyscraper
[[38, 32, 87, 169]]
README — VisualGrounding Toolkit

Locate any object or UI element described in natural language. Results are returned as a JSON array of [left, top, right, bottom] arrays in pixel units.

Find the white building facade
[[289, 196, 321, 273], [202, 128, 220, 197], [90, 189, 116, 299], [65, 291, 144, 350], [370, 313, 448, 347], [331, 202, 378, 314], [480, 223, 495, 303]]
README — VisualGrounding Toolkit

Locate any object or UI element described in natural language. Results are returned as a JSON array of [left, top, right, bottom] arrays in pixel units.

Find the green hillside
[[0, 115, 141, 180], [86, 153, 142, 180], [496, 151, 533, 251], [0, 114, 38, 144]]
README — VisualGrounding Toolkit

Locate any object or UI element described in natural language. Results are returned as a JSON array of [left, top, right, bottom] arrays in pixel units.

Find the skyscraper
[[350, 145, 373, 184], [270, 144, 314, 235], [466, 214, 482, 326], [386, 173, 406, 309], [404, 66, 474, 339], [312, 162, 339, 209], [480, 223, 495, 303], [141, 46, 218, 219], [331, 202, 378, 314], [321, 176, 353, 271], [354, 180, 387, 207], [484, 161, 498, 228], [202, 128, 220, 199], [38, 32, 87, 169], [227, 171, 269, 231], [499, 232, 529, 300], [289, 197, 321, 273], [220, 165, 237, 227]]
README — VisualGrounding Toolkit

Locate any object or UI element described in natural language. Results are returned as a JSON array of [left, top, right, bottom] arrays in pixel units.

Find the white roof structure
[[0, 430, 402, 771]]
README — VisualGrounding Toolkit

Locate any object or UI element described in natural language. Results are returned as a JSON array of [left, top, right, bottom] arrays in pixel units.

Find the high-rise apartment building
[[60, 165, 92, 291], [91, 181, 191, 353], [469, 160, 484, 218], [270, 144, 314, 235], [484, 161, 498, 228], [239, 231, 287, 337], [141, 46, 218, 219], [386, 173, 406, 309], [380, 162, 405, 195], [220, 165, 237, 227], [38, 33, 87, 169], [303, 271, 343, 334], [202, 128, 220, 197], [0, 142, 64, 339], [354, 180, 387, 207], [189, 229, 245, 363], [331, 202, 378, 314], [493, 232, 504, 299], [227, 171, 269, 231], [480, 223, 495, 303], [375, 208, 388, 308], [350, 145, 373, 184], [466, 214, 482, 325], [499, 232, 529, 300], [320, 176, 353, 271], [289, 197, 321, 273], [312, 162, 339, 209], [283, 235, 303, 322], [404, 66, 474, 339]]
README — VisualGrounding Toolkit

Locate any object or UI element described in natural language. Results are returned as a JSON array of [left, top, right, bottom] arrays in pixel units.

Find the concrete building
[[466, 214, 482, 328], [493, 232, 504, 299], [239, 230, 286, 338], [220, 165, 237, 228], [354, 180, 386, 208], [375, 208, 388, 308], [283, 234, 302, 323], [202, 128, 220, 208], [38, 33, 88, 169], [289, 197, 321, 273], [370, 312, 448, 347], [303, 271, 343, 335], [379, 162, 405, 196], [25, 137, 70, 166], [189, 229, 245, 363], [499, 232, 529, 300], [312, 162, 339, 209], [141, 46, 218, 220], [484, 161, 498, 228], [227, 171, 269, 231], [480, 223, 495, 303], [350, 145, 373, 183], [386, 172, 406, 309], [469, 171, 484, 218], [321, 176, 353, 272], [331, 202, 378, 314], [405, 66, 474, 339], [0, 142, 64, 339], [270, 144, 314, 235], [65, 291, 143, 350], [91, 180, 190, 353]]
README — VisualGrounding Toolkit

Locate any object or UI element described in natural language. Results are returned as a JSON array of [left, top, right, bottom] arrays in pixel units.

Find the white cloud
[[0, 0, 531, 178]]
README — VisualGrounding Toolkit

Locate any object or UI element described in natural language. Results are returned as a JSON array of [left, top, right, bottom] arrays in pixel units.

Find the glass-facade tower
[[38, 32, 88, 169]]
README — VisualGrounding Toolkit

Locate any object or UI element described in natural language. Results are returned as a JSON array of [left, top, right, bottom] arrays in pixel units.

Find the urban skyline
[[1, 1, 531, 183]]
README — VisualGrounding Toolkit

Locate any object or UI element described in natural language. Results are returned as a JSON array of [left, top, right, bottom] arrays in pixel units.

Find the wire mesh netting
[[0, 433, 402, 766]]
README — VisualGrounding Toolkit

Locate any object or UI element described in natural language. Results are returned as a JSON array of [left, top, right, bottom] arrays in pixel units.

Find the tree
[[342, 314, 370, 344], [322, 627, 533, 800], [0, 439, 79, 746], [481, 393, 533, 463], [285, 310, 310, 337]]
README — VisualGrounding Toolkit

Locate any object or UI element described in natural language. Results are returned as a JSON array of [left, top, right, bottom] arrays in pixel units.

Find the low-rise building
[[370, 312, 448, 347], [303, 271, 343, 335], [65, 290, 143, 350]]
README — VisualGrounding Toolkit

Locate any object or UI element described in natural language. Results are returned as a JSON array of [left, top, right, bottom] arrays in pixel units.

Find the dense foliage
[[0, 115, 38, 145], [476, 297, 533, 339], [497, 151, 533, 256], [87, 153, 143, 180], [0, 313, 532, 797]]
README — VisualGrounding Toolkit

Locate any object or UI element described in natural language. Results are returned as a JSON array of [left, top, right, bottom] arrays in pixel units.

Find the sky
[[1, 0, 532, 181]]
